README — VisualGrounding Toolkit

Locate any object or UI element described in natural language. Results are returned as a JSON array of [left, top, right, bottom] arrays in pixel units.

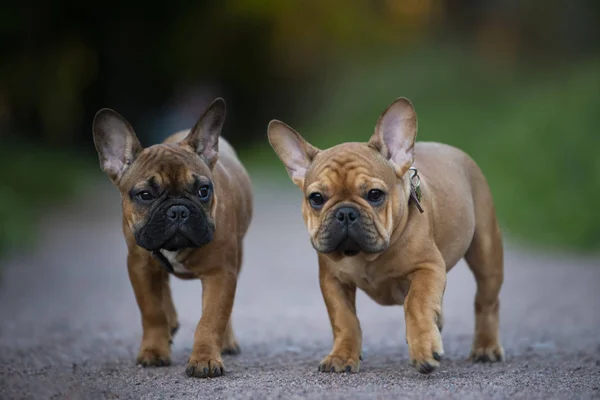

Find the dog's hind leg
[[221, 318, 241, 355], [464, 190, 505, 362]]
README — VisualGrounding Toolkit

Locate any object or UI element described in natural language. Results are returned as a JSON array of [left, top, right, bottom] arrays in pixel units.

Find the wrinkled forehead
[[305, 143, 395, 194], [123, 144, 210, 188]]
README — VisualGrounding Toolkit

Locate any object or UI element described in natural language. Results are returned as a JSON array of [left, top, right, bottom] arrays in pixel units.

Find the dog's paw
[[408, 329, 444, 374], [185, 356, 225, 378], [221, 341, 241, 356], [318, 354, 360, 373], [470, 343, 504, 363], [137, 347, 172, 367], [411, 351, 443, 374]]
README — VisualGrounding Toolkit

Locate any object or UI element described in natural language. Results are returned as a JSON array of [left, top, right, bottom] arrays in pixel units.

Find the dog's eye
[[136, 191, 156, 202], [198, 185, 211, 200], [308, 192, 325, 209], [367, 189, 385, 204]]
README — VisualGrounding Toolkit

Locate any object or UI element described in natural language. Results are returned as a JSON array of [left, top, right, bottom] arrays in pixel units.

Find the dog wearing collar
[[92, 98, 252, 378], [268, 97, 504, 374]]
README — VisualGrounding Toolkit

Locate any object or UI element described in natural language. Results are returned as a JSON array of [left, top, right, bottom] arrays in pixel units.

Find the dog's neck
[[152, 249, 190, 274], [387, 170, 426, 244]]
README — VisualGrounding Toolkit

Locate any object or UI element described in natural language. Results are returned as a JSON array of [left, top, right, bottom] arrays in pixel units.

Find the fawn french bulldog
[[268, 97, 503, 374], [93, 98, 252, 378]]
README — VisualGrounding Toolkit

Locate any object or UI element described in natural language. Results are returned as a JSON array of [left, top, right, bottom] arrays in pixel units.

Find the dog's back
[[412, 142, 499, 271]]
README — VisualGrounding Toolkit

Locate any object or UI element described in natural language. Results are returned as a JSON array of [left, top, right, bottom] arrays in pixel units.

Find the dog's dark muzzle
[[314, 204, 387, 257], [134, 198, 214, 251], [332, 206, 361, 256], [313, 205, 361, 256]]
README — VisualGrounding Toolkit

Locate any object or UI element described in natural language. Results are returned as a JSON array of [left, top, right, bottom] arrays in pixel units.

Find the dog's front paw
[[137, 346, 172, 367], [470, 343, 504, 363], [408, 329, 444, 374], [186, 355, 225, 378], [318, 354, 360, 373]]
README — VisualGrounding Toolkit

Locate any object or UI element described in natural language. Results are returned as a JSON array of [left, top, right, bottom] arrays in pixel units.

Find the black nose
[[166, 205, 190, 223], [335, 206, 359, 225]]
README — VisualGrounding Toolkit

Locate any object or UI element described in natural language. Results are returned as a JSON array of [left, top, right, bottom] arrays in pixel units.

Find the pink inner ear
[[102, 159, 123, 177], [281, 135, 311, 177], [269, 120, 318, 187], [287, 150, 310, 183], [378, 103, 416, 170], [98, 134, 132, 180], [382, 114, 405, 154]]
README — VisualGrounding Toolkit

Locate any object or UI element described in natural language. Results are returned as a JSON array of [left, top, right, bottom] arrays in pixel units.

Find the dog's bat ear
[[369, 97, 418, 177], [268, 120, 319, 188], [182, 97, 226, 169], [93, 108, 143, 183]]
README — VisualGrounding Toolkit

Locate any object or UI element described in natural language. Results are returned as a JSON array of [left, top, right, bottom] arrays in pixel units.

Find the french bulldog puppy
[[93, 98, 253, 378], [268, 97, 503, 374]]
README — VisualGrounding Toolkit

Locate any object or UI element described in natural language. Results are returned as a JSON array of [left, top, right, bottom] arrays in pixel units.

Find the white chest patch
[[159, 250, 190, 274]]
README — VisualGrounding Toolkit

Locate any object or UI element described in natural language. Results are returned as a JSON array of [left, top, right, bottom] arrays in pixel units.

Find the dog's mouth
[[134, 199, 216, 252], [337, 238, 361, 257], [136, 226, 212, 252], [161, 233, 199, 251], [314, 219, 387, 256]]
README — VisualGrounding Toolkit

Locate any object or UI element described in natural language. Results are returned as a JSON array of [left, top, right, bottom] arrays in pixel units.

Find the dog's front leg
[[405, 265, 447, 374], [127, 253, 172, 367], [186, 269, 237, 378], [318, 258, 362, 373]]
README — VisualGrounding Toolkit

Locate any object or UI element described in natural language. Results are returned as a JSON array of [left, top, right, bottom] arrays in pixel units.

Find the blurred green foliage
[[1, 1, 599, 255], [0, 143, 92, 255], [241, 49, 600, 251]]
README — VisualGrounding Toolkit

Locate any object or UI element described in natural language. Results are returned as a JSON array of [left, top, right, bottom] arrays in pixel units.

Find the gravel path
[[1, 179, 599, 399]]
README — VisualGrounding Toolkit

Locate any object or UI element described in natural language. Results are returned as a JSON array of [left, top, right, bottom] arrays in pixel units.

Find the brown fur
[[268, 97, 504, 374], [93, 99, 252, 378]]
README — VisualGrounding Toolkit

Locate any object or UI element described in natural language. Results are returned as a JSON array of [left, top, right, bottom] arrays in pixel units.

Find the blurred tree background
[[1, 0, 599, 253]]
